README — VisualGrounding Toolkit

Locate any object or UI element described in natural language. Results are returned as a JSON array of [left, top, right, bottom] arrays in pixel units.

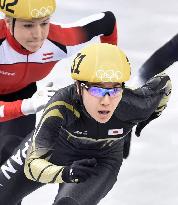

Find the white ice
[[22, 0, 178, 204]]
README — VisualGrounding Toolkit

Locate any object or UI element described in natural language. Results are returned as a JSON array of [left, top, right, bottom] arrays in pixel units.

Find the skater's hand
[[135, 112, 160, 137], [21, 82, 57, 115], [136, 73, 171, 137], [62, 158, 97, 183]]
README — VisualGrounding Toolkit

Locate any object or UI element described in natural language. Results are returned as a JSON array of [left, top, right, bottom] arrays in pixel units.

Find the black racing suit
[[0, 73, 171, 205]]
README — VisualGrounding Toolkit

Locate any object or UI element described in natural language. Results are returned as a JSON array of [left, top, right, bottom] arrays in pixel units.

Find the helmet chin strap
[[11, 18, 27, 50], [76, 81, 83, 102], [12, 18, 16, 37]]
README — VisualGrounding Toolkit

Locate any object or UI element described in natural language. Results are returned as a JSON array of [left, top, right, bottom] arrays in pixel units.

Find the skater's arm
[[117, 73, 172, 136], [24, 103, 66, 183], [48, 11, 117, 52], [0, 100, 23, 122], [0, 83, 56, 122], [139, 34, 178, 82], [24, 91, 77, 184]]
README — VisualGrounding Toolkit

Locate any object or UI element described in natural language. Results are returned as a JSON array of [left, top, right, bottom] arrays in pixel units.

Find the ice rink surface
[[22, 0, 178, 204]]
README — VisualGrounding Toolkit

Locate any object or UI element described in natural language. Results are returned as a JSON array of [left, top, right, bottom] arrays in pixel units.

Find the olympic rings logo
[[31, 6, 54, 18], [96, 69, 122, 82]]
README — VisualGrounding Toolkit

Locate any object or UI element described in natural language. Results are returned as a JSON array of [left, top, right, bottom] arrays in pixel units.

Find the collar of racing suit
[[6, 24, 33, 55]]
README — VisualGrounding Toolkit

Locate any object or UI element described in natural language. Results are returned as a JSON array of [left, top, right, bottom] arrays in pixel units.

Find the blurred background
[[22, 0, 178, 204]]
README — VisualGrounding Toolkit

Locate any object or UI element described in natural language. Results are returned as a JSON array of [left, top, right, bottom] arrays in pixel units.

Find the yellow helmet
[[0, 0, 56, 20], [71, 43, 131, 83]]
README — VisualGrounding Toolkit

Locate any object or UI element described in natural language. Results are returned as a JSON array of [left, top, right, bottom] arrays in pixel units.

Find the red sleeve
[[48, 11, 118, 46], [48, 24, 86, 46], [0, 100, 24, 122]]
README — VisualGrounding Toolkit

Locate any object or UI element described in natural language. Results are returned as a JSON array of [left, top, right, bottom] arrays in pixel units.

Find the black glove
[[62, 158, 97, 183], [135, 112, 160, 137]]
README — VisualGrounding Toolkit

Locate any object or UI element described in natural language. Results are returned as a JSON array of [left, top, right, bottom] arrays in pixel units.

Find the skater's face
[[5, 16, 50, 52], [80, 82, 124, 123]]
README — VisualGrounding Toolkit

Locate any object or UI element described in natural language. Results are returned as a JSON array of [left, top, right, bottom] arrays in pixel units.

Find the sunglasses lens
[[108, 88, 122, 97], [88, 87, 104, 97], [88, 87, 122, 97]]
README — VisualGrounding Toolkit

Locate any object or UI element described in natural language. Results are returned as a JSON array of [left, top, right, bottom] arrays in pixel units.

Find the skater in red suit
[[0, 0, 118, 164]]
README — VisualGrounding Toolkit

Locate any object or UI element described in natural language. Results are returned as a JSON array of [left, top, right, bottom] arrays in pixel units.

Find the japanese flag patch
[[108, 128, 123, 135]]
